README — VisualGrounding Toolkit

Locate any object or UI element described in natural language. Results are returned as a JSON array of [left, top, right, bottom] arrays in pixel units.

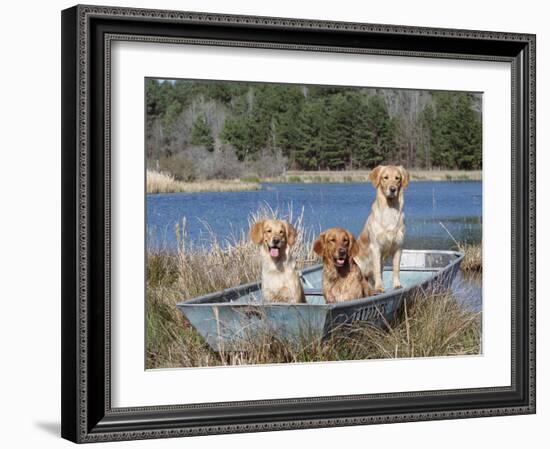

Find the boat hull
[[176, 250, 463, 352]]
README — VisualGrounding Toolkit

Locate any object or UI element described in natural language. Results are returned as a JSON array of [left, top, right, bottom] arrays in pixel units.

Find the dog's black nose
[[389, 186, 397, 193], [272, 238, 280, 245], [338, 248, 347, 256]]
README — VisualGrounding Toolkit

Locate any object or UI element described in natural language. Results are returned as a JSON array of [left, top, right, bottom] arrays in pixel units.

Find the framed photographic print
[[61, 4, 536, 443]]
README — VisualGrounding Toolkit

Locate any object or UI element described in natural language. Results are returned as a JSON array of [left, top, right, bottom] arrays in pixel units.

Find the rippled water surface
[[147, 181, 482, 250]]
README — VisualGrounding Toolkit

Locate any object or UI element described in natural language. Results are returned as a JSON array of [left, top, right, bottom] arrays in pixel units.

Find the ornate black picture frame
[[61, 4, 536, 443]]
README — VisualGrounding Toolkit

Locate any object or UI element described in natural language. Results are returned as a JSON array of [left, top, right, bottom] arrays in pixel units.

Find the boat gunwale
[[176, 250, 464, 310]]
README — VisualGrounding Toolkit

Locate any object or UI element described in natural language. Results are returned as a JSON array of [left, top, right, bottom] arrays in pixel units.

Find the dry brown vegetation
[[263, 169, 481, 183], [147, 168, 480, 194], [147, 170, 260, 194], [458, 242, 482, 272]]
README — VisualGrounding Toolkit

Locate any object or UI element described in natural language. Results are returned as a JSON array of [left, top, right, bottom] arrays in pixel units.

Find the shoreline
[[261, 169, 481, 183], [147, 169, 481, 194], [147, 170, 260, 194]]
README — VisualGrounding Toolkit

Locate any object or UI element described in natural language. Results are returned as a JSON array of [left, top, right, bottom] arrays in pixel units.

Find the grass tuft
[[458, 242, 482, 272]]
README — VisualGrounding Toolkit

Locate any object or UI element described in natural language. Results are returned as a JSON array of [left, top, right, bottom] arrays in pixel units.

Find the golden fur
[[355, 165, 410, 293], [313, 227, 371, 303], [250, 219, 305, 303]]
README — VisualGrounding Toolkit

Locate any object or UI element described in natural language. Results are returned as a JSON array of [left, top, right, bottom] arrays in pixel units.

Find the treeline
[[146, 79, 481, 180]]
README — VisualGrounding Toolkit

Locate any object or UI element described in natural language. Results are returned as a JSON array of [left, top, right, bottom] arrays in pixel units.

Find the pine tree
[[430, 93, 456, 168], [352, 95, 377, 168], [220, 114, 256, 161], [190, 114, 215, 152], [419, 104, 435, 168], [365, 95, 394, 166], [293, 100, 324, 169], [430, 92, 481, 169], [161, 100, 183, 145], [274, 106, 302, 166], [320, 94, 354, 170], [454, 94, 482, 169]]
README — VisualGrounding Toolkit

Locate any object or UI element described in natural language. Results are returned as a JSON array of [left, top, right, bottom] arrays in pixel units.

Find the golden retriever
[[250, 219, 305, 303], [355, 165, 410, 293], [313, 227, 371, 303]]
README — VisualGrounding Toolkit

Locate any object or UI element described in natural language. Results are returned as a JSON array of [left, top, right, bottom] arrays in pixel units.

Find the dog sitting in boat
[[250, 219, 305, 303], [313, 227, 371, 303], [355, 165, 409, 293]]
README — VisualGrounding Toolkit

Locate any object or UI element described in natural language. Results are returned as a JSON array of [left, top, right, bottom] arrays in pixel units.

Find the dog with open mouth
[[250, 219, 305, 303], [313, 227, 371, 303]]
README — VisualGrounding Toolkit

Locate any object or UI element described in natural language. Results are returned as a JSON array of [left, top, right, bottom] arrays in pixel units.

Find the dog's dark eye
[[395, 176, 400, 180], [384, 175, 389, 179], [279, 230, 283, 234], [267, 229, 272, 233]]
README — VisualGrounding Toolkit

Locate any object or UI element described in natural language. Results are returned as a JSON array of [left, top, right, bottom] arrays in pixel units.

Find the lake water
[[147, 181, 482, 251]]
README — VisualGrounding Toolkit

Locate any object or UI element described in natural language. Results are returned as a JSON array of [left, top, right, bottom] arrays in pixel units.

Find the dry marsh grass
[[146, 207, 481, 369], [458, 242, 482, 272], [147, 170, 260, 194], [438, 221, 481, 273], [147, 168, 480, 193], [263, 169, 481, 183]]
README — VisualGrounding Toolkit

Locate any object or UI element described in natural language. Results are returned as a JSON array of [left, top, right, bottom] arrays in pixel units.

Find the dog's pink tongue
[[270, 248, 280, 257]]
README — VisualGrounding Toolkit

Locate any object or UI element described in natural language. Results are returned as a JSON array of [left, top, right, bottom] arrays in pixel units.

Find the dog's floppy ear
[[313, 232, 325, 257], [250, 221, 265, 244], [348, 231, 360, 258], [368, 165, 384, 187], [398, 166, 410, 188], [285, 221, 298, 246]]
